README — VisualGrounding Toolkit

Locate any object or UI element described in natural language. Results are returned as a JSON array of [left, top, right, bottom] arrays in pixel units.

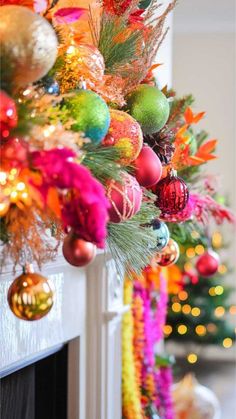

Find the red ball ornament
[[155, 238, 180, 267], [133, 145, 163, 187], [0, 90, 18, 140], [196, 250, 219, 277], [102, 109, 143, 165], [154, 169, 189, 215], [1, 137, 29, 168], [63, 232, 97, 267], [106, 172, 142, 223]]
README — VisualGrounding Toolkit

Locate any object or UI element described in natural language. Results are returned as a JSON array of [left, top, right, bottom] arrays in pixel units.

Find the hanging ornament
[[125, 84, 170, 135], [57, 43, 105, 93], [151, 219, 170, 251], [62, 231, 97, 267], [155, 238, 180, 267], [7, 264, 54, 321], [173, 374, 221, 419], [196, 250, 219, 278], [154, 169, 189, 215], [0, 6, 58, 88], [160, 195, 195, 223], [63, 89, 110, 144], [0, 90, 18, 141], [133, 144, 163, 187], [106, 172, 142, 223], [102, 109, 143, 165]]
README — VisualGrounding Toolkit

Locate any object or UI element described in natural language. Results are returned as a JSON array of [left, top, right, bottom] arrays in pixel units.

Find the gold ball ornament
[[7, 265, 54, 321], [0, 6, 58, 88], [155, 238, 180, 267]]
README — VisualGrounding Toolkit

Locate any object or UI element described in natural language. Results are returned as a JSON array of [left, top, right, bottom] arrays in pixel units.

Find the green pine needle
[[107, 198, 160, 277]]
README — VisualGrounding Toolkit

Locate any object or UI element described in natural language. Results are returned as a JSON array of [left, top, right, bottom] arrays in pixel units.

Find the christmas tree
[[165, 227, 235, 355]]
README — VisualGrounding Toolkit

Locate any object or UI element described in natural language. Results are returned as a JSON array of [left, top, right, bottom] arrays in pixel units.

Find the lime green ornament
[[125, 84, 170, 135], [64, 90, 110, 144]]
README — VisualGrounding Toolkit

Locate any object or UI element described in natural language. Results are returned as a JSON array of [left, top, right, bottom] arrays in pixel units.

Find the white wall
[[172, 0, 236, 269]]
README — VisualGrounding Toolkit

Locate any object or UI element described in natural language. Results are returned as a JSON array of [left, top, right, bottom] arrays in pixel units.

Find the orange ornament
[[7, 264, 54, 321], [102, 109, 143, 165]]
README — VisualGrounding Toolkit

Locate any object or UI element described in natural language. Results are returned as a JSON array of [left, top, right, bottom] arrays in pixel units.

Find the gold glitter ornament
[[0, 6, 58, 88], [7, 264, 54, 321], [57, 43, 105, 93]]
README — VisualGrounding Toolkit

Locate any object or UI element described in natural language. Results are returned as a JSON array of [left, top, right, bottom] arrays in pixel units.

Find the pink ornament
[[196, 250, 219, 277], [133, 145, 163, 187], [106, 172, 142, 223]]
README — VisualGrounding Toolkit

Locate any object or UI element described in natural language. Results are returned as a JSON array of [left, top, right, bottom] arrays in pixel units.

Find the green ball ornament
[[64, 90, 110, 144], [125, 84, 170, 135]]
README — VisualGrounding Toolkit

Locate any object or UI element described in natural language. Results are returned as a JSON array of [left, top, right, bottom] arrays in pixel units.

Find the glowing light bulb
[[209, 287, 216, 296], [0, 172, 7, 184], [177, 324, 187, 335], [212, 231, 223, 249], [218, 264, 227, 274], [178, 290, 188, 301], [172, 302, 181, 313], [195, 325, 207, 336], [191, 307, 201, 317], [223, 338, 233, 348], [215, 286, 224, 295], [214, 306, 225, 317], [182, 304, 191, 314], [229, 305, 236, 315], [195, 244, 205, 255], [187, 353, 198, 364], [16, 182, 25, 191], [186, 247, 196, 258], [163, 325, 173, 336]]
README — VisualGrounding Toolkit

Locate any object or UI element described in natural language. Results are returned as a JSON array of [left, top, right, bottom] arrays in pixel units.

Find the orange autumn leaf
[[47, 187, 61, 218], [184, 107, 205, 125], [196, 139, 218, 155]]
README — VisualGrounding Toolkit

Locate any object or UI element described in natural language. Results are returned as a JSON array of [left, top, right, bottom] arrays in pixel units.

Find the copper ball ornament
[[133, 144, 163, 187], [154, 169, 189, 215], [7, 265, 54, 321], [0, 6, 58, 88], [102, 109, 143, 165], [155, 238, 180, 267], [63, 232, 97, 267], [196, 250, 219, 277], [106, 172, 142, 223]]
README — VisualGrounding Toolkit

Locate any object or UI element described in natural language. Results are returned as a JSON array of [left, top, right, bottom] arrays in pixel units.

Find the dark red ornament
[[63, 231, 97, 267], [0, 90, 18, 141], [196, 250, 219, 277], [133, 144, 162, 187], [154, 169, 189, 215]]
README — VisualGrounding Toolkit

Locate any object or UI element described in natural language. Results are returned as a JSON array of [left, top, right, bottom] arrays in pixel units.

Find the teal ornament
[[151, 219, 170, 251], [64, 90, 110, 144]]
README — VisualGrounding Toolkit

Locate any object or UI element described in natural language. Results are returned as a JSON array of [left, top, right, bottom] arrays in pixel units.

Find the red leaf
[[196, 139, 218, 155], [192, 111, 205, 123]]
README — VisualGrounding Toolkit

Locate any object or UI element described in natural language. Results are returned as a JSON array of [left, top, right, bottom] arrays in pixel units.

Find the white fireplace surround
[[0, 251, 126, 419]]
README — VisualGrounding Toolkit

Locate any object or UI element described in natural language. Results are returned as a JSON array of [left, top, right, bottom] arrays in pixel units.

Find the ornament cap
[[23, 263, 34, 274]]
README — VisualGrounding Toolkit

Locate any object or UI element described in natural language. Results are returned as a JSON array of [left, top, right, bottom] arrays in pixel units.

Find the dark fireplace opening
[[0, 345, 68, 419]]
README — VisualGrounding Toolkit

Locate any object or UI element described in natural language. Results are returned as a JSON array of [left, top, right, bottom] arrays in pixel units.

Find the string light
[[218, 264, 227, 274], [178, 290, 188, 301], [215, 285, 224, 295], [214, 306, 225, 317], [182, 304, 191, 314], [223, 338, 233, 348], [177, 325, 188, 335], [195, 244, 205, 255], [184, 262, 192, 271], [195, 325, 207, 336], [172, 302, 181, 313], [163, 325, 173, 336], [191, 307, 201, 317], [212, 231, 223, 249], [229, 305, 236, 315], [186, 247, 195, 258], [209, 287, 216, 296], [187, 353, 198, 364]]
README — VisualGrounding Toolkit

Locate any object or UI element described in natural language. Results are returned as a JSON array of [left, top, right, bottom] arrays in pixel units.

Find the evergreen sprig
[[107, 198, 160, 277]]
